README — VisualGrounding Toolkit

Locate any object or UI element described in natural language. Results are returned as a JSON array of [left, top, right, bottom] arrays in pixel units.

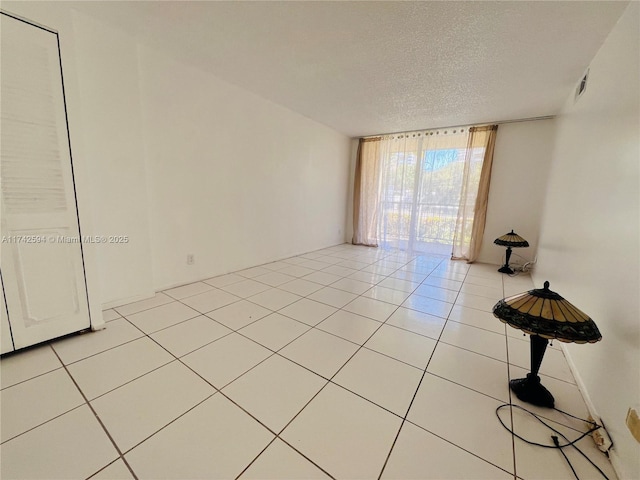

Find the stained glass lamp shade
[[493, 281, 601, 408], [494, 230, 529, 274]]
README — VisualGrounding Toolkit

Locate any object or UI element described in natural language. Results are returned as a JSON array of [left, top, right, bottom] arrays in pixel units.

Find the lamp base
[[510, 373, 555, 408], [498, 265, 514, 274]]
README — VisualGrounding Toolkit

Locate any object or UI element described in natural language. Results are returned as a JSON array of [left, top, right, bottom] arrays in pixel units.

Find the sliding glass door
[[378, 130, 483, 254]]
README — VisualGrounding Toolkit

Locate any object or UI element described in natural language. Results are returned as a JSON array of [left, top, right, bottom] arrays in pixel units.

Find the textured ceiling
[[67, 1, 628, 137]]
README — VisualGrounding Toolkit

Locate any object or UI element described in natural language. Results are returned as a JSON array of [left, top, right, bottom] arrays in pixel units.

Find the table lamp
[[493, 281, 601, 408], [494, 230, 529, 274]]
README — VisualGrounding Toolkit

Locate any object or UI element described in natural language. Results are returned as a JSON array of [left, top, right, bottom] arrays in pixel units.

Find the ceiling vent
[[575, 68, 589, 102]]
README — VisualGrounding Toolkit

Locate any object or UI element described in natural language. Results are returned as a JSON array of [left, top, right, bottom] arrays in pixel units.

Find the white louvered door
[[1, 13, 91, 351]]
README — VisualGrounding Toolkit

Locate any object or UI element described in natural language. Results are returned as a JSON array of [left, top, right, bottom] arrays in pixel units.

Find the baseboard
[[102, 291, 155, 310], [153, 241, 349, 294], [560, 343, 625, 479]]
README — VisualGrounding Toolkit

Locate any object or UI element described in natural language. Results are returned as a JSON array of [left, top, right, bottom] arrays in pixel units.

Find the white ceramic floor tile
[[413, 284, 460, 303], [164, 281, 213, 300], [0, 345, 61, 389], [180, 288, 240, 314], [1, 368, 84, 442], [316, 310, 381, 344], [150, 315, 232, 357], [431, 270, 467, 282], [91, 361, 214, 452], [67, 337, 173, 400], [181, 333, 272, 388], [207, 300, 272, 330], [260, 254, 296, 272], [402, 294, 453, 318], [448, 304, 506, 334], [460, 282, 504, 299], [102, 309, 121, 322], [389, 270, 428, 283], [253, 271, 297, 287], [427, 342, 510, 402], [422, 276, 463, 291], [279, 329, 359, 379], [125, 302, 200, 334], [302, 271, 342, 286], [330, 277, 374, 295], [348, 270, 387, 284], [278, 278, 324, 296], [407, 374, 515, 474], [240, 438, 330, 479], [382, 421, 513, 479], [281, 382, 402, 479], [283, 256, 311, 265], [507, 336, 575, 383], [114, 292, 174, 317], [224, 354, 326, 432], [364, 324, 437, 369], [361, 264, 398, 275], [343, 296, 398, 322], [322, 265, 359, 277], [239, 313, 310, 351], [440, 321, 507, 362], [248, 288, 301, 311], [278, 265, 316, 278], [308, 287, 358, 308], [221, 279, 273, 298], [237, 266, 271, 278], [512, 407, 617, 480], [333, 348, 423, 416], [385, 307, 446, 340], [0, 405, 118, 480], [464, 273, 503, 288], [125, 394, 274, 479], [362, 285, 411, 305], [90, 459, 134, 480], [52, 318, 143, 365], [203, 273, 245, 288], [279, 298, 338, 326], [299, 259, 334, 271], [336, 260, 369, 271], [378, 277, 420, 293], [456, 292, 501, 312]]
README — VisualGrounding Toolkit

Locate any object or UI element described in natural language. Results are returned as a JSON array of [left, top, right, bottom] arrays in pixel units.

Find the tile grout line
[[376, 260, 460, 480], [48, 345, 140, 480]]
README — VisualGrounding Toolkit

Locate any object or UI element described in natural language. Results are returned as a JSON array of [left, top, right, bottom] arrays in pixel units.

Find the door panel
[[1, 13, 90, 350], [1, 276, 14, 354]]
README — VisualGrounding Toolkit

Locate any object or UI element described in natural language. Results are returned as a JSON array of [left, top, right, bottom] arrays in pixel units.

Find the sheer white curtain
[[376, 128, 472, 253], [352, 125, 497, 258]]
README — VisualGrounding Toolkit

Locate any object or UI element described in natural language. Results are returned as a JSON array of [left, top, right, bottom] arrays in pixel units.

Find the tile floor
[[0, 244, 617, 479]]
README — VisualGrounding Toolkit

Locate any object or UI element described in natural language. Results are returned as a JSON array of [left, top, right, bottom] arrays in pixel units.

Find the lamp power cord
[[495, 403, 610, 480]]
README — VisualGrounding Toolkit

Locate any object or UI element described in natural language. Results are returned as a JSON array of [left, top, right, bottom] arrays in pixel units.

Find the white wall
[[70, 11, 155, 306], [534, 3, 640, 477], [137, 47, 351, 290], [3, 2, 352, 304], [477, 119, 556, 265]]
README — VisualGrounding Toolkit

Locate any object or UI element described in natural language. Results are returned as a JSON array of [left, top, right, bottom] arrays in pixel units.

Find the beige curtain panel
[[452, 125, 498, 262], [352, 137, 382, 246]]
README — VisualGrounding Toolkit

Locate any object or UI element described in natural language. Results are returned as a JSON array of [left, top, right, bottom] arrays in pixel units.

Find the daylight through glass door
[[377, 129, 485, 254]]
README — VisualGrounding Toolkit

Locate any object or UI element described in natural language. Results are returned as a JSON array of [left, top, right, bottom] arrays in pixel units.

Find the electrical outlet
[[186, 254, 194, 265], [626, 407, 640, 443]]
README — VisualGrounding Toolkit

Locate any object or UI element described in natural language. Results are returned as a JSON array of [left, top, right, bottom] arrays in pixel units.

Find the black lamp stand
[[509, 335, 555, 408], [498, 246, 514, 274]]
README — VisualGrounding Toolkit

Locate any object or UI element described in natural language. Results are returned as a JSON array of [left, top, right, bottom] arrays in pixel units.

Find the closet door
[[1, 276, 13, 354], [1, 13, 91, 350]]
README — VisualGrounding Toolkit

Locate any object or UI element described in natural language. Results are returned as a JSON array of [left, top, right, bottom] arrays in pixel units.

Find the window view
[[378, 135, 485, 254]]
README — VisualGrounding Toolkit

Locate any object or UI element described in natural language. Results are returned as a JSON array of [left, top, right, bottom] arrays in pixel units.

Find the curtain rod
[[361, 115, 555, 139]]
